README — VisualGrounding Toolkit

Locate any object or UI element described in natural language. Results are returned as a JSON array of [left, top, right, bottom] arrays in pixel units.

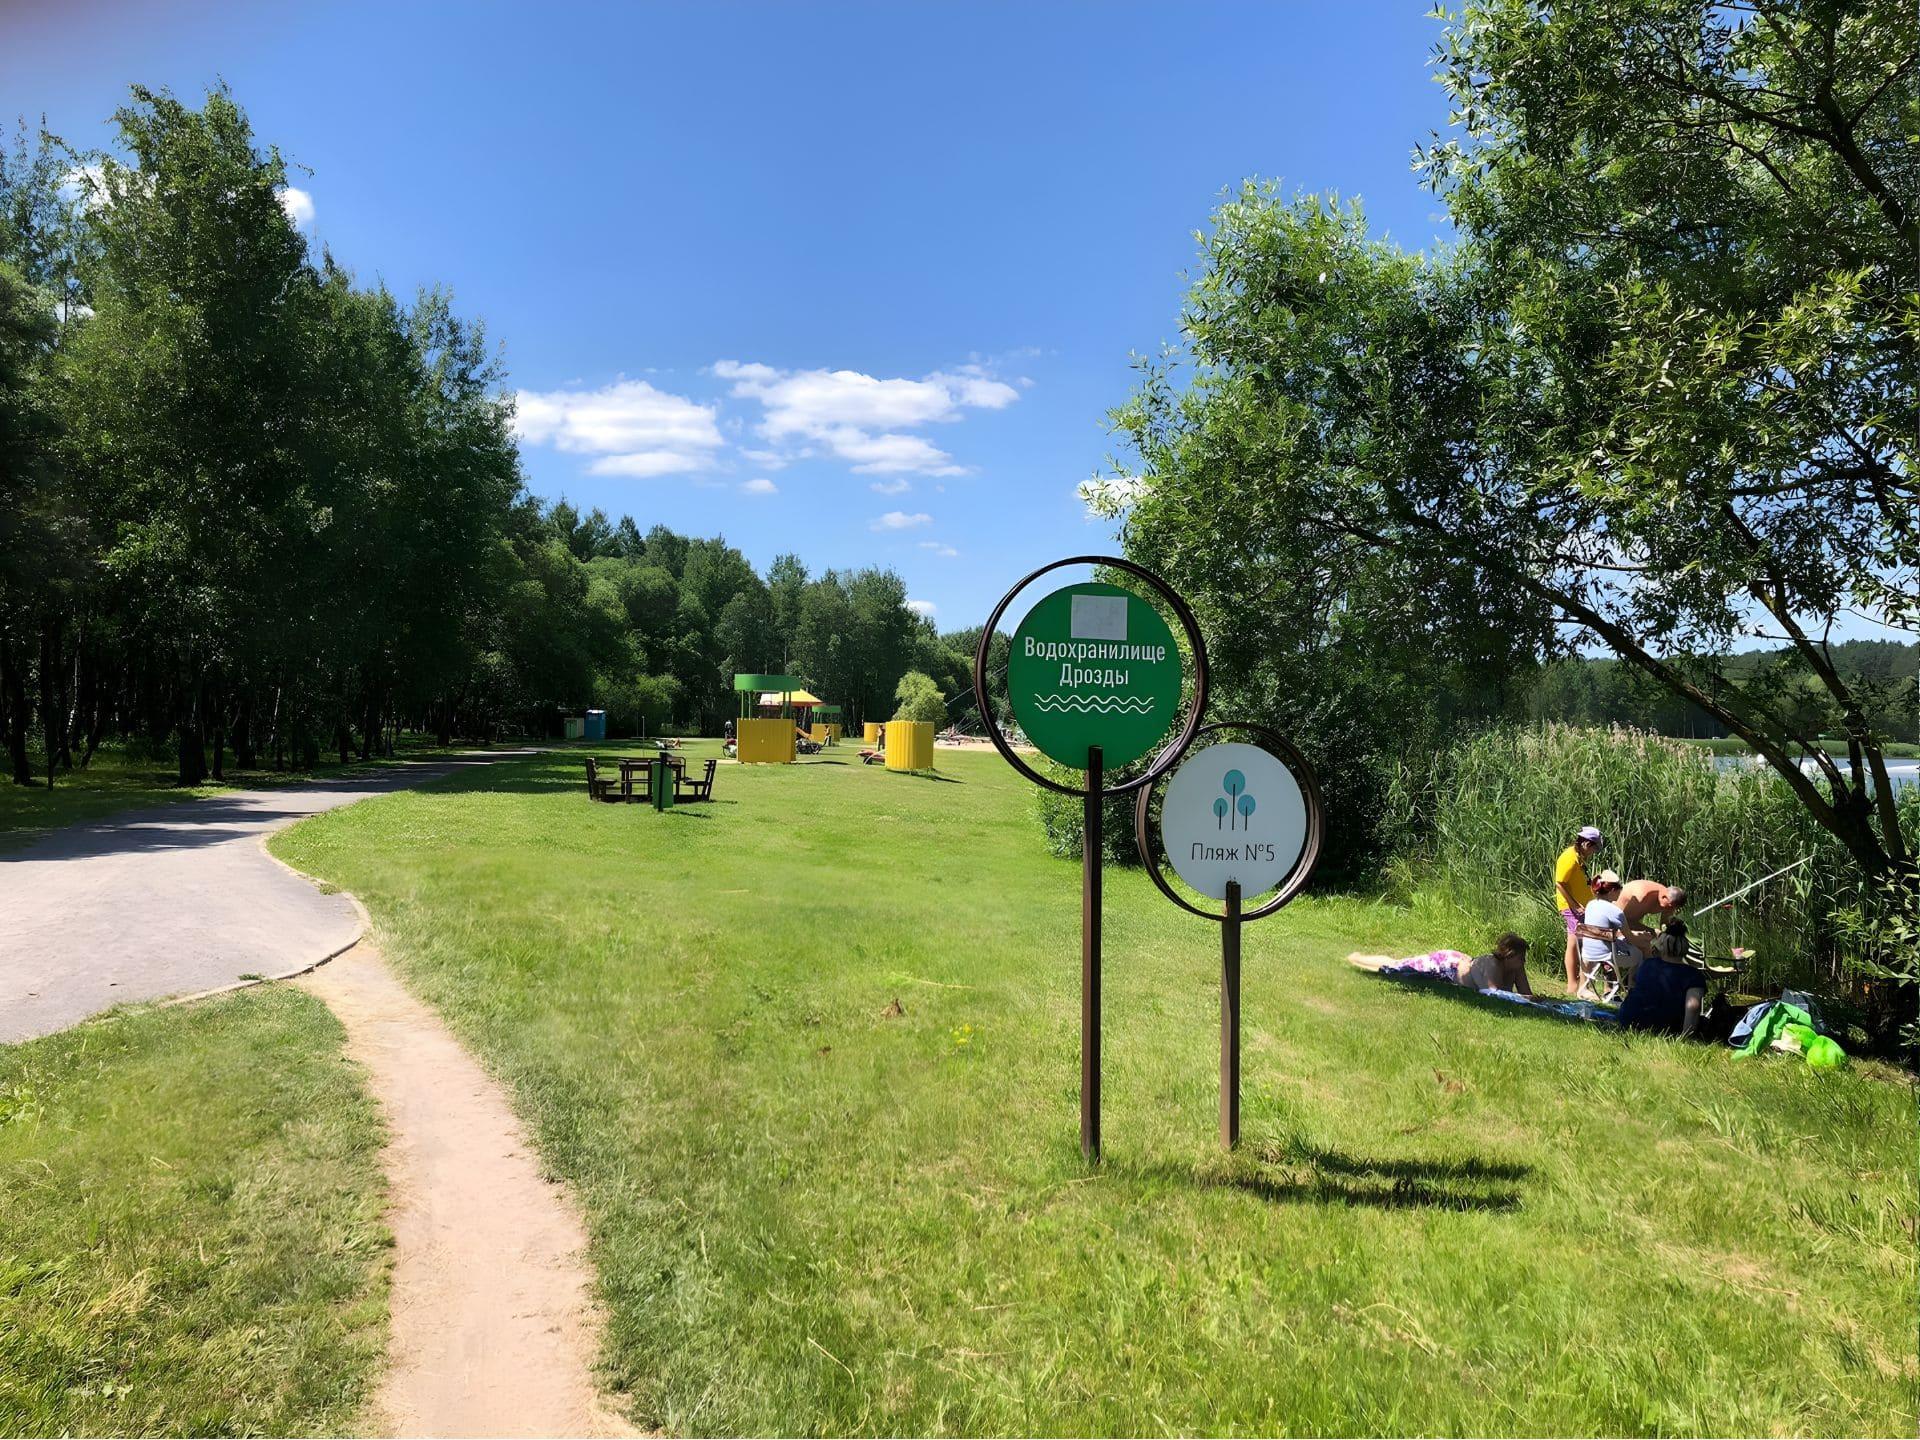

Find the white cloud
[[710, 360, 780, 386], [1077, 474, 1149, 518], [514, 378, 724, 479], [713, 358, 1017, 475], [872, 511, 933, 531], [918, 541, 959, 557], [829, 429, 963, 476], [929, 369, 1020, 410], [907, 599, 937, 617], [278, 186, 315, 228], [588, 452, 711, 479], [739, 448, 790, 470], [59, 164, 107, 208], [869, 478, 911, 495], [740, 477, 778, 495]]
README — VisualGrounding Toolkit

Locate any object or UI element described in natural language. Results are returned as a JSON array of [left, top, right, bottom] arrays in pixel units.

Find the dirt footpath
[[300, 943, 636, 1439]]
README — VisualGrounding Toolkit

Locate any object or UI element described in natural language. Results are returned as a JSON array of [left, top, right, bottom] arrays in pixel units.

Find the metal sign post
[[1137, 723, 1324, 1150], [975, 556, 1208, 1163], [1082, 744, 1103, 1159], [1221, 879, 1241, 1149]]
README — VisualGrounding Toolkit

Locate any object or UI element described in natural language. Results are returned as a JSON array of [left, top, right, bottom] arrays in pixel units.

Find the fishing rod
[[1691, 855, 1813, 918]]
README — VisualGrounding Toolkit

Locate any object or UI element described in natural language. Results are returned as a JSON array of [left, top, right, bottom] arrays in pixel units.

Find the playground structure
[[733, 674, 845, 763], [729, 674, 929, 769]]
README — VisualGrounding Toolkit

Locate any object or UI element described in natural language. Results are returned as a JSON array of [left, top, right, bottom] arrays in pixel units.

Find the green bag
[[1735, 1002, 1847, 1068]]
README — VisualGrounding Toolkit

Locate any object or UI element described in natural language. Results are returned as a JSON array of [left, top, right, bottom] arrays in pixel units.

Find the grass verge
[[274, 742, 1918, 1435], [0, 987, 388, 1436]]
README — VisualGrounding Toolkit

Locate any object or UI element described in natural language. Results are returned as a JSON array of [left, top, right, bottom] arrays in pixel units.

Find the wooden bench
[[676, 757, 717, 801], [584, 755, 618, 802]]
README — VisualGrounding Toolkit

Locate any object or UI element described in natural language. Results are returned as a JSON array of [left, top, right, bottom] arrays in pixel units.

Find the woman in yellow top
[[1554, 826, 1603, 995]]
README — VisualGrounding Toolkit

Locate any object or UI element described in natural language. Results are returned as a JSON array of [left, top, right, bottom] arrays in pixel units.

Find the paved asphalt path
[[0, 751, 531, 1043]]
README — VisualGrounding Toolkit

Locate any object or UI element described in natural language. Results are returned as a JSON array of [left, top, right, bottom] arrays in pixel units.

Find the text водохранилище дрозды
[[1007, 585, 1183, 766]]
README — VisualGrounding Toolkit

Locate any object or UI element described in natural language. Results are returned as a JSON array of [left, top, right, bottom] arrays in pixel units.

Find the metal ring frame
[[973, 555, 1210, 798], [1133, 720, 1326, 923]]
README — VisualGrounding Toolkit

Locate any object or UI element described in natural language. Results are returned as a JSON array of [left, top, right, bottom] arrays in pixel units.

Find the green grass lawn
[[273, 742, 1918, 1436], [0, 736, 509, 849], [0, 987, 388, 1436]]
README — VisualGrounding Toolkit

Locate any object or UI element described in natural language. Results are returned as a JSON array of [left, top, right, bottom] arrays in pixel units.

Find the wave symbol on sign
[[1031, 694, 1156, 714]]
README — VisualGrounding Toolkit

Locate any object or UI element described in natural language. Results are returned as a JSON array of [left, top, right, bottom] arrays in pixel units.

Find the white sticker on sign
[[1068, 593, 1128, 641], [1159, 741, 1309, 901]]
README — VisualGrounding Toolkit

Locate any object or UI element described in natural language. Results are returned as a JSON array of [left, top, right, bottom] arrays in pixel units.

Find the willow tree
[[1107, 0, 1916, 893]]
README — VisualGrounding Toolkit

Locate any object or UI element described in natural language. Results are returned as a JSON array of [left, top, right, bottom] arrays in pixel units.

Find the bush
[[1031, 758, 1144, 865], [892, 671, 948, 728]]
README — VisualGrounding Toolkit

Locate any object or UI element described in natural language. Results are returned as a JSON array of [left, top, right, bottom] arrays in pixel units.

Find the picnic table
[[617, 753, 684, 801]]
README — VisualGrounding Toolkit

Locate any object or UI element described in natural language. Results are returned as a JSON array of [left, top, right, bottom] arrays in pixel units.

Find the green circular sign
[[1007, 582, 1184, 768]]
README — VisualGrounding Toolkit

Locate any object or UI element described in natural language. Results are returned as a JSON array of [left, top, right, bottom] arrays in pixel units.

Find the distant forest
[[1525, 640, 1918, 742], [534, 500, 982, 739]]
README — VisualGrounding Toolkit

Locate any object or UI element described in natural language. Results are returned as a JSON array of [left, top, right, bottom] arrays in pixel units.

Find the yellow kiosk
[[733, 673, 803, 763]]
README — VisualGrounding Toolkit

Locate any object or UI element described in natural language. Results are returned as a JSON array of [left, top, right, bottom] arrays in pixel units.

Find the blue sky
[[6, 1, 1456, 630]]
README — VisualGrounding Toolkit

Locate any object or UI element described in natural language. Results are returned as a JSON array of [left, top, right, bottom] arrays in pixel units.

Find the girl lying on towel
[[1348, 933, 1533, 996]]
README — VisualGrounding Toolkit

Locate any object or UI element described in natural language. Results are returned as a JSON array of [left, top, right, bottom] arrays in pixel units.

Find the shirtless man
[[1619, 878, 1686, 939]]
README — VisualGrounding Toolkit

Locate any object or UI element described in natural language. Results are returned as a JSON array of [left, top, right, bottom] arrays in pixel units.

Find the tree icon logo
[[1221, 769, 1255, 830]]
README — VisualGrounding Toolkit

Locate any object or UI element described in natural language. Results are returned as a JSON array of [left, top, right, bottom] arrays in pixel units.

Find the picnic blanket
[[1348, 951, 1618, 1024]]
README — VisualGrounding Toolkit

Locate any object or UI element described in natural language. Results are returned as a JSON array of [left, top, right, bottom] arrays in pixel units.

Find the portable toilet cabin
[[564, 715, 586, 740], [584, 709, 607, 741]]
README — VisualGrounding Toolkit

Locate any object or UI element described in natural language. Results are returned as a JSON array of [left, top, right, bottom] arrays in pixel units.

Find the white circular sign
[[1159, 741, 1310, 901]]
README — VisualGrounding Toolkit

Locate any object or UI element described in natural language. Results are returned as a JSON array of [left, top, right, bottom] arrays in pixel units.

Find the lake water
[[1712, 753, 1919, 794]]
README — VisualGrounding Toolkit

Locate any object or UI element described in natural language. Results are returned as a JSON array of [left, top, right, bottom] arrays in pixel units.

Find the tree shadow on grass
[[1126, 1142, 1530, 1214], [891, 770, 965, 784], [426, 766, 581, 796]]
